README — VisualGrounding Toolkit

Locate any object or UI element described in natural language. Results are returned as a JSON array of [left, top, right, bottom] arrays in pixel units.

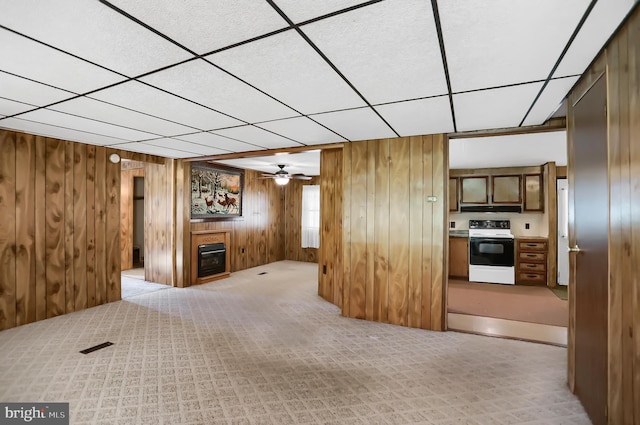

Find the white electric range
[[468, 219, 515, 285]]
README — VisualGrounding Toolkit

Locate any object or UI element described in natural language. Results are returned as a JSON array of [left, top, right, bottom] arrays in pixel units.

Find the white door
[[557, 179, 569, 285]]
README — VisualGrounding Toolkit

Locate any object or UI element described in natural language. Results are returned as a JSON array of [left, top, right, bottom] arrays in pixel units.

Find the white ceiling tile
[[0, 30, 124, 93], [19, 109, 158, 141], [302, 0, 448, 104], [0, 72, 76, 106], [273, 0, 373, 23], [453, 83, 544, 132], [0, 98, 36, 116], [88, 81, 243, 130], [50, 97, 195, 137], [208, 31, 365, 115], [310, 107, 396, 141], [177, 132, 262, 153], [144, 138, 229, 156], [554, 0, 636, 78], [0, 0, 191, 76], [141, 59, 298, 123], [523, 76, 580, 126], [375, 96, 454, 137], [450, 132, 567, 169], [440, 0, 590, 92], [110, 142, 192, 158], [107, 0, 288, 55], [257, 116, 346, 145], [213, 126, 300, 149], [0, 117, 129, 146]]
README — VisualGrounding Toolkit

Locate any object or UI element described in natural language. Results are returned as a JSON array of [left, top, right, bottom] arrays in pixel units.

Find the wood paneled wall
[[176, 163, 285, 287], [318, 149, 343, 307], [284, 176, 319, 263], [144, 160, 175, 286], [567, 5, 640, 424], [340, 135, 447, 331], [120, 167, 144, 271], [0, 129, 121, 331]]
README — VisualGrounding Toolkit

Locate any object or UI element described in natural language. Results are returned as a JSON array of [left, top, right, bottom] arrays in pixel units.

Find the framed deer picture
[[191, 163, 243, 219]]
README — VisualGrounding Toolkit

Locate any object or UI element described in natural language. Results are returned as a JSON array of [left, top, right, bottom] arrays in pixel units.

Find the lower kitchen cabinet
[[449, 237, 469, 278], [516, 238, 548, 284]]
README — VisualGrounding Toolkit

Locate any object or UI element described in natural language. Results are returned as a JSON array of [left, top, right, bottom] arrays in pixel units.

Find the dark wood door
[[573, 75, 608, 425]]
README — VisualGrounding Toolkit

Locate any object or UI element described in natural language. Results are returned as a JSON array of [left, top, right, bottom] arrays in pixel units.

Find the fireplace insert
[[198, 243, 226, 277]]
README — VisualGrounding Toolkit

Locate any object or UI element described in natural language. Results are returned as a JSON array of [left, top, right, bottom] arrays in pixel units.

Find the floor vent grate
[[258, 272, 268, 275], [80, 342, 114, 355]]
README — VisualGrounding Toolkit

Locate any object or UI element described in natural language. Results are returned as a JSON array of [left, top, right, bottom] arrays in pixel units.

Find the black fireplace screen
[[198, 243, 226, 277]]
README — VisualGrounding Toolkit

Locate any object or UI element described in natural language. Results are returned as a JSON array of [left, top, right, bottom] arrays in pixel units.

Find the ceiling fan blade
[[291, 174, 313, 180], [261, 173, 276, 177]]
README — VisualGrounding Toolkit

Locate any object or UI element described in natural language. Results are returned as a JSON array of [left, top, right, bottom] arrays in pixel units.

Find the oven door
[[469, 237, 514, 267]]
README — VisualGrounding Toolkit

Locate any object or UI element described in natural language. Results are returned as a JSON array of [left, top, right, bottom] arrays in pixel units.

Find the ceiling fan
[[261, 164, 312, 186]]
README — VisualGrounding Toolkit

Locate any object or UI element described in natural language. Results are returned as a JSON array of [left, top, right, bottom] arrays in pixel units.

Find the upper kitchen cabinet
[[449, 177, 459, 211], [523, 174, 543, 211], [460, 176, 488, 204], [491, 175, 521, 204]]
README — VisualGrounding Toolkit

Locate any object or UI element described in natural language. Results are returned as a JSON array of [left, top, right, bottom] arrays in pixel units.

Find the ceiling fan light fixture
[[274, 176, 290, 186]]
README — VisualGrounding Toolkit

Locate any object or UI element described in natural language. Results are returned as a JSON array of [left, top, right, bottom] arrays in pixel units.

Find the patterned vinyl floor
[[0, 261, 590, 424]]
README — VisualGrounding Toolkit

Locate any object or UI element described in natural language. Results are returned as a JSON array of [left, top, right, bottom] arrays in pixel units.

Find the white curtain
[[301, 185, 320, 248]]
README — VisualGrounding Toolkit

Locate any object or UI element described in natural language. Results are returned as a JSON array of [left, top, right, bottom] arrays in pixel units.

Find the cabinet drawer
[[519, 252, 545, 262], [518, 262, 546, 272], [517, 272, 546, 283], [518, 241, 546, 251]]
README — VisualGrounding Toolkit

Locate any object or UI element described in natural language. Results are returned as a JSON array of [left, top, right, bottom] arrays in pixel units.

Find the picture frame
[[191, 163, 243, 219]]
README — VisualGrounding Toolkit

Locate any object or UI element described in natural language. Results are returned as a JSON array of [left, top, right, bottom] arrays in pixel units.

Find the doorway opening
[[446, 132, 569, 345]]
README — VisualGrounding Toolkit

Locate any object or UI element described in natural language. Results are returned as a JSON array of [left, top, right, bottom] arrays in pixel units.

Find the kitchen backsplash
[[449, 212, 549, 238]]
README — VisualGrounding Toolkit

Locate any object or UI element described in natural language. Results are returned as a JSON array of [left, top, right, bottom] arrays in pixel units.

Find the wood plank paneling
[[34, 136, 47, 320], [64, 142, 74, 314], [284, 177, 319, 263], [430, 134, 446, 330], [342, 144, 352, 317], [332, 149, 343, 308], [421, 136, 434, 330], [408, 136, 424, 328], [373, 140, 389, 322], [0, 131, 17, 331], [318, 149, 343, 307], [45, 138, 65, 319], [73, 144, 87, 311], [85, 145, 96, 308], [365, 141, 376, 321], [388, 137, 410, 326], [15, 132, 36, 326], [0, 130, 123, 331], [106, 150, 121, 302], [339, 135, 447, 331], [94, 148, 107, 305], [348, 141, 368, 319]]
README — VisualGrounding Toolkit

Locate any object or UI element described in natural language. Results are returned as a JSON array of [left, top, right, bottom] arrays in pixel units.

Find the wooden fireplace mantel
[[191, 229, 232, 285]]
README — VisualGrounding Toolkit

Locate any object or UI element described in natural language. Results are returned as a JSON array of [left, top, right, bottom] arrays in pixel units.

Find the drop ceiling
[[0, 0, 636, 159]]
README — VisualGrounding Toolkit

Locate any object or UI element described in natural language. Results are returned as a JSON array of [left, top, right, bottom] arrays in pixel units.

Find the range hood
[[460, 205, 522, 213]]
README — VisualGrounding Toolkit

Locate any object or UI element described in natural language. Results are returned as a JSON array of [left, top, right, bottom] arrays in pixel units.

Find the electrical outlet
[[241, 247, 245, 253], [525, 223, 530, 229], [450, 221, 456, 228]]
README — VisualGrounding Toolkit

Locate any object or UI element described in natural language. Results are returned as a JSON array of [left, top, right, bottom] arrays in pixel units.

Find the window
[[301, 185, 320, 248]]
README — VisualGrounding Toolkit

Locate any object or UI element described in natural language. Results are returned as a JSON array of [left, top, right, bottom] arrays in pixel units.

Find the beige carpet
[[0, 261, 587, 424], [448, 280, 569, 327]]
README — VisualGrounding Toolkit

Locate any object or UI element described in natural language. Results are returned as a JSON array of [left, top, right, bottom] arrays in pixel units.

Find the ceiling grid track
[[265, 0, 401, 139], [430, 0, 457, 133], [518, 0, 599, 126]]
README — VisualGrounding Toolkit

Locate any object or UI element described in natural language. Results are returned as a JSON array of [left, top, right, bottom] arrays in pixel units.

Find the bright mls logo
[[1, 403, 68, 424]]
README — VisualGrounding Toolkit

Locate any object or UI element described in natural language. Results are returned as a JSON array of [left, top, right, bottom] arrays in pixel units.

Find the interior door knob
[[568, 245, 581, 252]]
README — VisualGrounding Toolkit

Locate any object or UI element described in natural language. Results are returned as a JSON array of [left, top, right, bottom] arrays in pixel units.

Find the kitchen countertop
[[449, 230, 469, 238]]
